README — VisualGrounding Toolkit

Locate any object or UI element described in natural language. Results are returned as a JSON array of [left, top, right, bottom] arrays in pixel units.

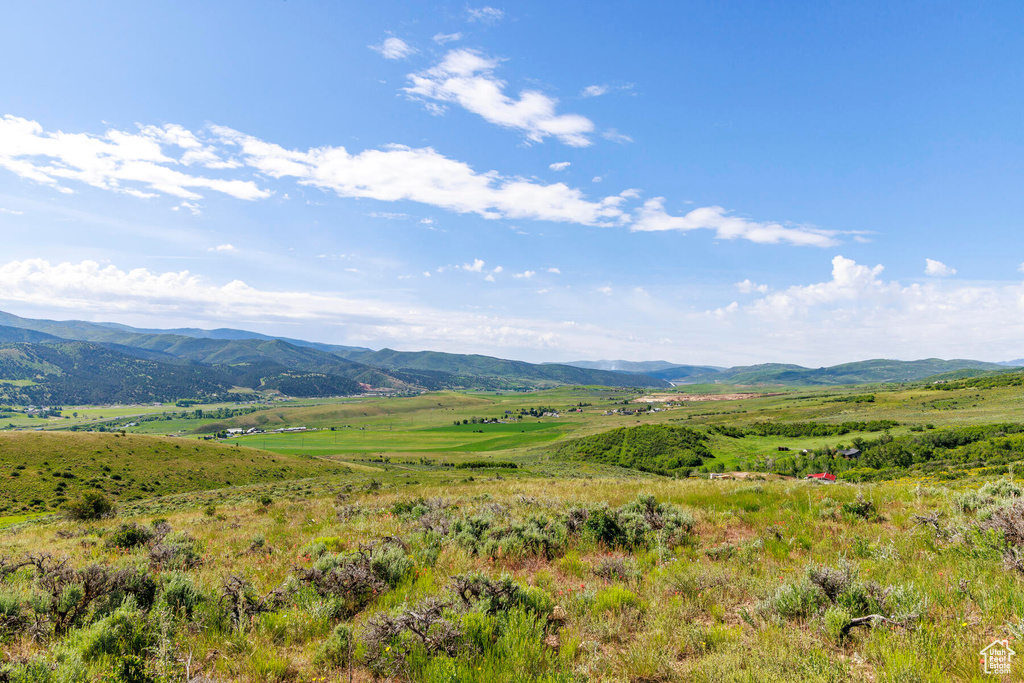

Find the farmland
[[1, 379, 1023, 681]]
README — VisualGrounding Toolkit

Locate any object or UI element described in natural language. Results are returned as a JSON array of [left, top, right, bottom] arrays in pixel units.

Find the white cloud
[[592, 176, 602, 183], [433, 32, 462, 44], [369, 36, 416, 60], [0, 208, 23, 215], [369, 211, 409, 220], [513, 270, 535, 279], [735, 279, 768, 294], [422, 271, 431, 277], [462, 258, 485, 272], [924, 258, 957, 277], [214, 123, 627, 225], [632, 198, 839, 247], [466, 6, 504, 23], [484, 274, 495, 282], [208, 244, 238, 253], [598, 286, 613, 295], [405, 50, 595, 146], [0, 115, 849, 249], [492, 265, 503, 273], [547, 267, 561, 274], [581, 84, 609, 98], [0, 115, 268, 202], [548, 161, 571, 171]]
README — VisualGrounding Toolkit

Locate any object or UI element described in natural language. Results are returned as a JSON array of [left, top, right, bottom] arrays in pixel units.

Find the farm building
[[806, 472, 837, 482], [837, 448, 861, 459]]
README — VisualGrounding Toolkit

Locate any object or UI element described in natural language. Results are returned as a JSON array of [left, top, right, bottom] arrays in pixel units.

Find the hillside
[[553, 423, 713, 475], [348, 348, 669, 388], [652, 358, 1014, 385], [0, 311, 669, 393], [0, 340, 368, 404], [0, 431, 345, 514]]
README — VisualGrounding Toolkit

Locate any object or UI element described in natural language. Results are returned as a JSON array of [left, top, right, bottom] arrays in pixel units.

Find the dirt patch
[[634, 392, 783, 403]]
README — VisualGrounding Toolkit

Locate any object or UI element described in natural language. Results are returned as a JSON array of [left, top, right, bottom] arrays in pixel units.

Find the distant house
[[837, 448, 861, 459], [806, 472, 837, 482]]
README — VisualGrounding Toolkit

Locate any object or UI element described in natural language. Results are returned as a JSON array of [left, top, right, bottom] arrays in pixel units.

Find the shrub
[[361, 599, 465, 680], [149, 532, 204, 571], [842, 494, 877, 520], [106, 523, 155, 550], [824, 605, 853, 642], [314, 623, 353, 669], [370, 543, 414, 588], [0, 591, 26, 639], [162, 573, 204, 617], [759, 581, 823, 620], [64, 492, 114, 520], [76, 596, 155, 662]]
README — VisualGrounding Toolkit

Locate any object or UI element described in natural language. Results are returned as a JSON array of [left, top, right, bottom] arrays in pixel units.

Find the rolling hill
[[0, 312, 670, 400]]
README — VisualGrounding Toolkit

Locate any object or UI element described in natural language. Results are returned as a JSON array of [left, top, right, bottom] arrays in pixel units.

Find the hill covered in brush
[[0, 431, 345, 514], [553, 424, 712, 475]]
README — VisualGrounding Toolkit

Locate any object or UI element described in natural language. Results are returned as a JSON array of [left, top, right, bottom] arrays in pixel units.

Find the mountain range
[[0, 311, 667, 404], [0, 309, 1019, 404]]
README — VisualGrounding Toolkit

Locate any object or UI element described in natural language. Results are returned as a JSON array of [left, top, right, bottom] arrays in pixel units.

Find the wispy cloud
[[0, 208, 24, 215], [369, 36, 416, 60], [432, 32, 462, 44], [466, 6, 504, 23], [405, 50, 595, 146], [207, 244, 238, 253], [632, 198, 839, 248], [513, 270, 535, 279], [548, 161, 571, 171]]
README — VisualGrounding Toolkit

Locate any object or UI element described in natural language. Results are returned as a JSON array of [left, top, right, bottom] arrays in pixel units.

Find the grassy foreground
[[0, 470, 1022, 681]]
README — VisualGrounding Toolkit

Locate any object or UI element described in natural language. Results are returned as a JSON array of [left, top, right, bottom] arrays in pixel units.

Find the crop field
[[1, 380, 1024, 681]]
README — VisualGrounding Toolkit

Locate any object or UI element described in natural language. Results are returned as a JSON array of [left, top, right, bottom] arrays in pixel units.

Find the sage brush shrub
[[105, 523, 154, 550], [161, 573, 203, 617], [64, 492, 115, 520]]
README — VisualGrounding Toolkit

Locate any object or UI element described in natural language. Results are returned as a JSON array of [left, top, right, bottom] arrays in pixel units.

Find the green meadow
[[1, 379, 1024, 681]]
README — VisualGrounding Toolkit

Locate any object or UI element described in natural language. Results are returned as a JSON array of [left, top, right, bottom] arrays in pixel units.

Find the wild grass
[[0, 469, 1019, 681]]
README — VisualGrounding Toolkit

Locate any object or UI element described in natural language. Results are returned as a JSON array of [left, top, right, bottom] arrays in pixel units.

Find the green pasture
[[222, 420, 572, 455]]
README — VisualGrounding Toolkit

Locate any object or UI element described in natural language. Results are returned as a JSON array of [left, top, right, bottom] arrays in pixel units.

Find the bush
[[162, 573, 204, 617], [314, 623, 353, 669], [824, 605, 853, 642], [0, 591, 26, 638], [76, 596, 155, 662], [759, 581, 823, 620], [106, 523, 155, 549], [64, 492, 114, 520], [568, 494, 695, 551], [842, 494, 877, 520], [149, 532, 204, 571]]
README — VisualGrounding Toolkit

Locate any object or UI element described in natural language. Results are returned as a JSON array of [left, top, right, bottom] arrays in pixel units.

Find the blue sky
[[1, 1, 1023, 365]]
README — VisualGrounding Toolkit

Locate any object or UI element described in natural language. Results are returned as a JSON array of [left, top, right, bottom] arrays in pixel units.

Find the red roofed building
[[806, 472, 837, 482]]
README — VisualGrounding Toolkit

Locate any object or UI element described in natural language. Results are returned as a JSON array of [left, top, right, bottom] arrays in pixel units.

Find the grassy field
[[0, 432, 349, 515], [0, 380, 1023, 681]]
